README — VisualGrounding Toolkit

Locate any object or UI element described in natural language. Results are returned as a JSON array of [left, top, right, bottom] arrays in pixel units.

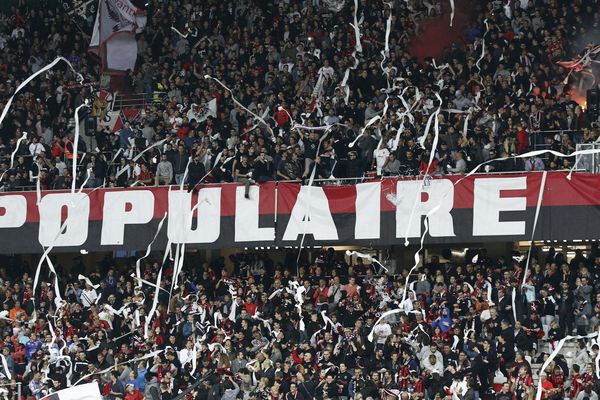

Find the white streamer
[[350, 0, 362, 54], [71, 102, 89, 193], [475, 19, 489, 72], [594, 328, 600, 379], [0, 132, 27, 183], [321, 310, 335, 330], [345, 250, 388, 272], [535, 332, 599, 400], [404, 94, 442, 246], [204, 75, 274, 139], [74, 350, 163, 386], [369, 210, 437, 342], [0, 57, 83, 134], [144, 266, 163, 338], [0, 355, 10, 380], [349, 115, 381, 147], [504, 0, 512, 19], [77, 274, 99, 289], [135, 212, 168, 288], [483, 281, 493, 305], [296, 129, 332, 266], [521, 171, 547, 287], [380, 2, 393, 75], [133, 137, 168, 162], [511, 287, 518, 324], [171, 26, 189, 38]]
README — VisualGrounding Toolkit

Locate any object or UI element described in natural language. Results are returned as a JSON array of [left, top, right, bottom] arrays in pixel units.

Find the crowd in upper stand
[[0, 0, 599, 192]]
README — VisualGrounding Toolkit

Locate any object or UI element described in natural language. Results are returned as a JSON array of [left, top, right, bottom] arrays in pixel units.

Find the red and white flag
[[186, 99, 218, 123], [89, 0, 147, 71]]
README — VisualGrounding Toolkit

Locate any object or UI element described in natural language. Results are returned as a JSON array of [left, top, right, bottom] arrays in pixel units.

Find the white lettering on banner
[[39, 193, 90, 247], [283, 186, 339, 241], [473, 177, 527, 236], [101, 191, 154, 245], [0, 195, 26, 228], [395, 179, 456, 238], [114, 0, 136, 17], [355, 182, 381, 239], [235, 186, 275, 242], [0, 175, 555, 251], [168, 189, 221, 243]]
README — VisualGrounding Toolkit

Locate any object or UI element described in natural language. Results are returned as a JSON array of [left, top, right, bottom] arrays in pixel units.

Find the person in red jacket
[[124, 383, 143, 400], [516, 124, 529, 154], [275, 105, 290, 127], [539, 372, 560, 400]]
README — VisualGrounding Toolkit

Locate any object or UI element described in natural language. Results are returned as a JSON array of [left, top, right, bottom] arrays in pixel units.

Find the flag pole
[[98, 0, 106, 72]]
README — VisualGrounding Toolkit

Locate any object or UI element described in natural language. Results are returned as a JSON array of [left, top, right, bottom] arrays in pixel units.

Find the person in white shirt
[[99, 305, 114, 329], [323, 109, 340, 126], [400, 292, 415, 315], [54, 156, 67, 176], [419, 343, 443, 364], [327, 276, 343, 311], [374, 143, 390, 176], [422, 353, 443, 374], [29, 137, 45, 156], [447, 151, 467, 174], [80, 283, 98, 307], [10, 27, 24, 39], [318, 59, 335, 80], [373, 319, 392, 346], [178, 341, 195, 367]]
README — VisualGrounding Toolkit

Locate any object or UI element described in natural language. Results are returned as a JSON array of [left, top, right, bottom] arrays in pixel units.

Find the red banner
[[0, 173, 598, 253]]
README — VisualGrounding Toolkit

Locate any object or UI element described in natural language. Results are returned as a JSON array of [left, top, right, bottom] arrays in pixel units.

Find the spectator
[[382, 153, 401, 176], [154, 154, 173, 186], [447, 151, 467, 174], [119, 122, 134, 150], [234, 155, 253, 199], [173, 144, 189, 185], [253, 149, 275, 182], [524, 155, 546, 172], [187, 155, 206, 192], [132, 163, 154, 187]]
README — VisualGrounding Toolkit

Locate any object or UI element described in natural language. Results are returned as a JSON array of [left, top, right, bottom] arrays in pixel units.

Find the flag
[[187, 99, 218, 123], [91, 90, 114, 120], [89, 0, 147, 71], [100, 108, 141, 132], [42, 383, 102, 400]]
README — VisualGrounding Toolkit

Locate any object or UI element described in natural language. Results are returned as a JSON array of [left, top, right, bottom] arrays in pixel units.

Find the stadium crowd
[[3, 245, 600, 400], [0, 0, 599, 191], [0, 0, 600, 398]]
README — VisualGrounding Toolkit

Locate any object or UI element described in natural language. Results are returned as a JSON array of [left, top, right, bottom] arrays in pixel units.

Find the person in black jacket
[[253, 150, 274, 182], [315, 374, 338, 399], [345, 151, 363, 180], [360, 372, 380, 399], [173, 144, 189, 185], [187, 156, 206, 193], [296, 372, 316, 400]]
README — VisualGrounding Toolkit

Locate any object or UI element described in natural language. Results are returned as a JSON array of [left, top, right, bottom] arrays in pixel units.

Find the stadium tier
[[0, 0, 600, 399]]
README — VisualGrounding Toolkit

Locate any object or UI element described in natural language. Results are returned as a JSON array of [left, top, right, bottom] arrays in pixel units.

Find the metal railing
[[575, 143, 600, 173], [530, 129, 585, 154], [112, 92, 167, 111], [0, 170, 590, 193]]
